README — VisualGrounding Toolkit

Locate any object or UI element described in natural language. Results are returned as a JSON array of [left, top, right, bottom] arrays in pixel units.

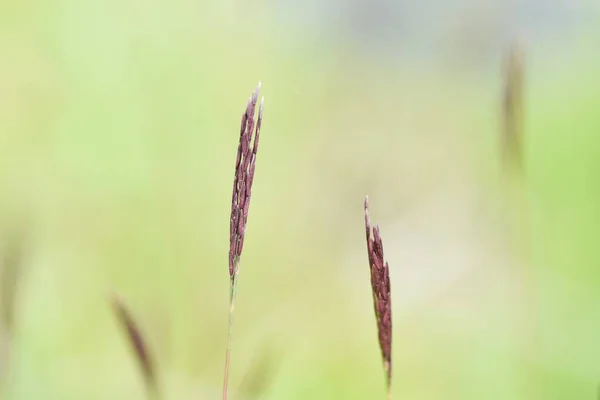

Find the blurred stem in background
[[501, 40, 540, 399], [0, 230, 26, 400]]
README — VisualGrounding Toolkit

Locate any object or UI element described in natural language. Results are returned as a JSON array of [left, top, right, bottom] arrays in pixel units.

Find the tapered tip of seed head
[[364, 196, 371, 227], [259, 97, 264, 119], [364, 196, 371, 229], [374, 223, 381, 239], [252, 82, 261, 103]]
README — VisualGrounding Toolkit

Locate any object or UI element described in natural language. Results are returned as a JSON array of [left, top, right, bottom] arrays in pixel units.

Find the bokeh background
[[1, 0, 600, 399]]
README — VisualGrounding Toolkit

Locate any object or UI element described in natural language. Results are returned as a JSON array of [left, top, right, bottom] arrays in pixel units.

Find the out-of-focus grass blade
[[0, 230, 26, 394], [237, 343, 280, 399], [110, 293, 160, 400]]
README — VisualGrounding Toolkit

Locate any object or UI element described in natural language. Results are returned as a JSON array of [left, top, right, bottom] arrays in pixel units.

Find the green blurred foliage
[[0, 1, 599, 399]]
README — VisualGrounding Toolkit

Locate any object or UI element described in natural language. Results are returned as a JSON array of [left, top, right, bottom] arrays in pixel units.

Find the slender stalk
[[0, 231, 26, 398], [501, 41, 540, 399], [222, 265, 239, 400]]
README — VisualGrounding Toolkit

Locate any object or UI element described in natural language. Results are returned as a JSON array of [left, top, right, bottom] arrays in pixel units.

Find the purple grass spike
[[228, 81, 264, 284], [364, 196, 393, 399]]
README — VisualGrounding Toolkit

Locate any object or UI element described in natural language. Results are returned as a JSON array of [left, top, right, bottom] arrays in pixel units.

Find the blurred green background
[[0, 0, 600, 399]]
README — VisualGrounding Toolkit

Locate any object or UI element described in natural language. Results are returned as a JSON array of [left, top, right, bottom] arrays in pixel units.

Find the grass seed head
[[229, 82, 264, 283], [364, 196, 392, 394]]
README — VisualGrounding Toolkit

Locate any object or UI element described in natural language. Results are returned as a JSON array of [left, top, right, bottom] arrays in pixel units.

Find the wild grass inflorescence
[[364, 196, 393, 400], [223, 82, 265, 400]]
